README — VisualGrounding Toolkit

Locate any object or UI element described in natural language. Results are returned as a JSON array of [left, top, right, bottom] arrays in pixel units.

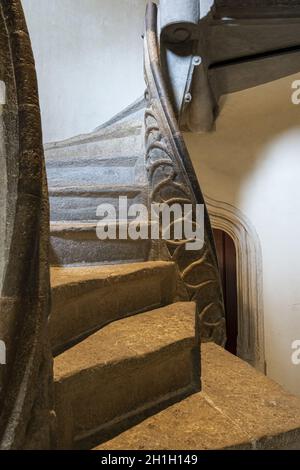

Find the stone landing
[[95, 343, 300, 450]]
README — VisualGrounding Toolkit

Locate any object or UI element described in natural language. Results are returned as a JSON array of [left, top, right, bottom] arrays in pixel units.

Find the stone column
[[0, 0, 54, 450], [0, 80, 6, 289]]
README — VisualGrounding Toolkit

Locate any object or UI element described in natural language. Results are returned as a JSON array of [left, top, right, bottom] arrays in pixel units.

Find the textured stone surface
[[50, 221, 152, 267], [45, 97, 149, 267], [95, 343, 300, 450], [54, 302, 200, 449], [49, 184, 148, 222], [202, 344, 300, 450], [0, 0, 53, 450], [50, 261, 176, 353], [44, 99, 144, 159]]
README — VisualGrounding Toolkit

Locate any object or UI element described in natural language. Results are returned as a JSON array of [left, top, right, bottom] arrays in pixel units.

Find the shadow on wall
[[184, 73, 300, 208], [184, 72, 300, 395], [240, 127, 300, 396]]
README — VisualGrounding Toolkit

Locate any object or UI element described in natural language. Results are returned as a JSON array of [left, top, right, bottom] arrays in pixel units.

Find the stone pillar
[[0, 0, 54, 450], [0, 80, 6, 289]]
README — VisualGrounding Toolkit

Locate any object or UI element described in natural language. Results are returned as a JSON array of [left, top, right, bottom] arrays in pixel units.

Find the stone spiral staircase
[[2, 0, 300, 451], [46, 98, 150, 267], [46, 100, 200, 449], [44, 0, 300, 451]]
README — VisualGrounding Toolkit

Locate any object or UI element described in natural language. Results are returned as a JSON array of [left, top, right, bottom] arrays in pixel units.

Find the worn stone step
[[45, 130, 142, 160], [54, 302, 200, 449], [50, 261, 176, 353], [95, 343, 300, 451], [44, 97, 145, 161], [93, 96, 145, 133], [46, 154, 139, 169], [46, 156, 148, 188], [47, 164, 137, 188], [49, 184, 148, 222], [50, 221, 151, 266]]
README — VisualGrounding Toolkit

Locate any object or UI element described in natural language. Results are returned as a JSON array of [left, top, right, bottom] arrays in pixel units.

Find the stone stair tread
[[49, 222, 152, 267], [45, 121, 142, 153], [45, 105, 148, 267], [50, 261, 176, 353], [50, 220, 149, 232], [48, 183, 146, 194], [46, 155, 140, 165], [54, 301, 196, 381], [45, 131, 142, 161], [44, 98, 144, 155], [94, 343, 300, 451], [51, 261, 172, 289]]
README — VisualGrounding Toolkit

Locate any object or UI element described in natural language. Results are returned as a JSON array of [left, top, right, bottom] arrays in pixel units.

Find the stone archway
[[206, 195, 265, 372]]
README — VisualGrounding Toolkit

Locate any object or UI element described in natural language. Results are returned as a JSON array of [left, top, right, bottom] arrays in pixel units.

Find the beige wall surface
[[185, 74, 300, 395], [22, 0, 148, 143]]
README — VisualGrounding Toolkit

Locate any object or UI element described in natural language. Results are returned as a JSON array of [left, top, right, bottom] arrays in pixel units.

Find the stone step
[[93, 96, 145, 133], [54, 302, 200, 449], [46, 153, 147, 190], [49, 184, 148, 222], [47, 164, 137, 188], [44, 97, 145, 161], [95, 343, 300, 451], [50, 261, 176, 353], [46, 154, 139, 170], [45, 130, 142, 160], [50, 221, 151, 267]]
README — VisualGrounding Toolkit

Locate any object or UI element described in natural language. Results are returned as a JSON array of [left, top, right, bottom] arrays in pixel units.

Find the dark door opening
[[213, 229, 238, 355]]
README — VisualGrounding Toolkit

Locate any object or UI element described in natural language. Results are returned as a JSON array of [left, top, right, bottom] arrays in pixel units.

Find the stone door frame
[[206, 195, 265, 372]]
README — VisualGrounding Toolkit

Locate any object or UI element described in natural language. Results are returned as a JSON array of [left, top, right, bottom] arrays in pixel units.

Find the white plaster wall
[[21, 0, 148, 143], [185, 73, 300, 395]]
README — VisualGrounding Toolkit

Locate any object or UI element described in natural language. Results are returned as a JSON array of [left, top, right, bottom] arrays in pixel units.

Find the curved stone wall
[[0, 0, 53, 450]]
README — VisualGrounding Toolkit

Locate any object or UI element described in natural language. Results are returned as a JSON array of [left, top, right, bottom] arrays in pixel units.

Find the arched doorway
[[213, 229, 238, 356], [206, 196, 265, 372]]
